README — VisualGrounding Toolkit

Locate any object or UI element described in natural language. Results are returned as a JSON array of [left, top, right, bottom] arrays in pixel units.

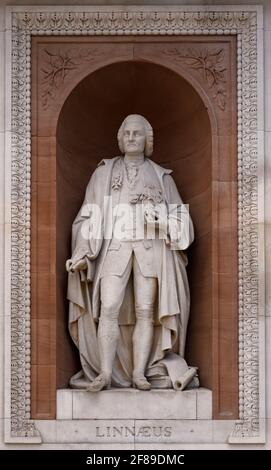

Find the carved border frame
[[4, 5, 265, 444]]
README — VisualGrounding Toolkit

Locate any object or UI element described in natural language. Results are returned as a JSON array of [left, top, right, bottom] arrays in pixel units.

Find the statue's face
[[122, 119, 146, 156]]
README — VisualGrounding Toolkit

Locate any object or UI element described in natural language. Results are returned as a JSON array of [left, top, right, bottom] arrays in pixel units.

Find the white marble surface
[[212, 420, 236, 443], [0, 7, 4, 430], [4, 28, 12, 134], [58, 388, 212, 421], [37, 418, 213, 444], [35, 418, 241, 447], [0, 36, 4, 134], [34, 420, 57, 444], [57, 389, 73, 420], [264, 3, 271, 447], [56, 419, 135, 444], [266, 317, 271, 419], [196, 388, 212, 420], [0, 6, 4, 32], [265, 132, 271, 318], [259, 315, 266, 426], [134, 419, 213, 444], [1, 418, 271, 450], [0, 314, 3, 421], [1, 2, 266, 12], [265, 15, 271, 314]]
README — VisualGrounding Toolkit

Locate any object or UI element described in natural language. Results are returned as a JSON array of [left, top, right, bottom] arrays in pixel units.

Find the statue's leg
[[132, 257, 157, 391], [87, 261, 132, 392]]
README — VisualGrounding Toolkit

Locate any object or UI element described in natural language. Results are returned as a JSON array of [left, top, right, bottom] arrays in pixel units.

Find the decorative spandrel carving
[[41, 48, 104, 109], [163, 48, 226, 111]]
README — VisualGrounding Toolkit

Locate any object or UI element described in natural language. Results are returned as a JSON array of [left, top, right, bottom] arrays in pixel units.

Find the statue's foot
[[86, 374, 111, 392], [132, 375, 151, 391]]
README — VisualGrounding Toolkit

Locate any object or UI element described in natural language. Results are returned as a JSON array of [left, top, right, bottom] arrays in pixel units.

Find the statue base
[[34, 388, 217, 445], [56, 387, 211, 420]]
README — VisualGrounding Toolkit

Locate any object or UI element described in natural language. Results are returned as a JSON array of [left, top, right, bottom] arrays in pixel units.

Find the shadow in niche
[[56, 60, 212, 391]]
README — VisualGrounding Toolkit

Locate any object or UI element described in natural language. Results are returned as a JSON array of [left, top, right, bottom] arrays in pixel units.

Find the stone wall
[[0, 0, 270, 449]]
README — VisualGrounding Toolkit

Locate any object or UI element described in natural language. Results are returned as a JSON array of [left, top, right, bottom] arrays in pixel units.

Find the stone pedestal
[[57, 388, 212, 420], [35, 387, 214, 445]]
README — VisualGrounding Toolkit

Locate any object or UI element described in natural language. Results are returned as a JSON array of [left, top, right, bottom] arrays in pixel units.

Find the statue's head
[[117, 114, 153, 157]]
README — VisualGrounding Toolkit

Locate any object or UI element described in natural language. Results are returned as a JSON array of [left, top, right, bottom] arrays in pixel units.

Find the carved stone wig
[[117, 114, 154, 157]]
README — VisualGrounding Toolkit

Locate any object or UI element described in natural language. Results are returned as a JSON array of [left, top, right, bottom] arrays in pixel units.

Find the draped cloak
[[67, 157, 194, 388]]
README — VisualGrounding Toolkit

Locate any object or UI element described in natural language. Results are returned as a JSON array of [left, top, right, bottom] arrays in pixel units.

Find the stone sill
[[57, 387, 212, 420]]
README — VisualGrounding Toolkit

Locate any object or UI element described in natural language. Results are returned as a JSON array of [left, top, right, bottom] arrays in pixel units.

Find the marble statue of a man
[[66, 114, 195, 392]]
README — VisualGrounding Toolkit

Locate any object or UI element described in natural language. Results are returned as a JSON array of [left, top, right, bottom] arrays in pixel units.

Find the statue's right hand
[[66, 257, 88, 273]]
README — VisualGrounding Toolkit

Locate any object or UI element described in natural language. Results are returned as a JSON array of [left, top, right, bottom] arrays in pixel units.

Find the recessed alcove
[[56, 59, 213, 391], [31, 36, 238, 421]]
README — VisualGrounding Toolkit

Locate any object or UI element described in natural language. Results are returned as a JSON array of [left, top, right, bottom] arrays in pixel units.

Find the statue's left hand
[[66, 257, 87, 273]]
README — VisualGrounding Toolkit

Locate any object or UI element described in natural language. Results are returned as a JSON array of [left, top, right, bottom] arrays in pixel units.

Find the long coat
[[67, 157, 194, 388]]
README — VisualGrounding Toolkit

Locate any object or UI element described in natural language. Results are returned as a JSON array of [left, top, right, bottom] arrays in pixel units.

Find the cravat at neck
[[124, 155, 145, 166]]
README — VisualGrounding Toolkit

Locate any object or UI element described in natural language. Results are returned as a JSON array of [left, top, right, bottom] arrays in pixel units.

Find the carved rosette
[[8, 9, 262, 443]]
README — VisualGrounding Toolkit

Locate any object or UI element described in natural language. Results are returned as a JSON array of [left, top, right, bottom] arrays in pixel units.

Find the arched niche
[[56, 60, 211, 396], [31, 37, 237, 420]]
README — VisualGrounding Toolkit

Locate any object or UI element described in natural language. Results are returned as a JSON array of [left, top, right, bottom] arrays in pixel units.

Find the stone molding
[[4, 5, 264, 444]]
